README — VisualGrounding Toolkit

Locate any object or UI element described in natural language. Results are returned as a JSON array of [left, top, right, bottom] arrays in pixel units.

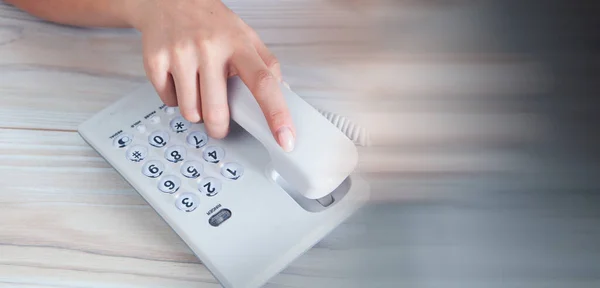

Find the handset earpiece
[[227, 76, 358, 200]]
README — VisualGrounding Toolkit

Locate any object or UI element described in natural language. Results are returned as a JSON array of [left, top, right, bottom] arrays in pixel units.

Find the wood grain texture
[[4, 0, 596, 287]]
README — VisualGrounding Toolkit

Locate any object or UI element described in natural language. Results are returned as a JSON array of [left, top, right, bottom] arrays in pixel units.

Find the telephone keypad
[[117, 107, 245, 214], [203, 146, 224, 163], [165, 145, 186, 163]]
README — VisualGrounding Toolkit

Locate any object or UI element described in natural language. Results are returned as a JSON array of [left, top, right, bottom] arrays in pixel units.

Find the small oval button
[[209, 209, 232, 227], [113, 133, 133, 148], [165, 145, 186, 163], [176, 192, 199, 212], [221, 162, 244, 180], [198, 177, 222, 197], [158, 175, 181, 194], [142, 160, 164, 178], [181, 161, 203, 179]]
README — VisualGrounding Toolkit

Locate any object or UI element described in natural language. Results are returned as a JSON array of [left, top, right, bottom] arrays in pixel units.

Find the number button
[[170, 116, 190, 133], [176, 192, 199, 212], [186, 131, 208, 149], [126, 145, 148, 162], [158, 175, 181, 194], [165, 146, 186, 163], [181, 161, 203, 179], [113, 133, 133, 148], [148, 130, 170, 148], [203, 146, 224, 163], [142, 160, 164, 178], [198, 177, 222, 197], [221, 162, 244, 180]]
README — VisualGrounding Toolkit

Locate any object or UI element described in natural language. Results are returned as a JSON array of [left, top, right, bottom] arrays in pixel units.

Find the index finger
[[232, 46, 295, 152]]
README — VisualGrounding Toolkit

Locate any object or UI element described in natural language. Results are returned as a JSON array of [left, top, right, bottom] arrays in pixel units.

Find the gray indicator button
[[209, 209, 232, 227]]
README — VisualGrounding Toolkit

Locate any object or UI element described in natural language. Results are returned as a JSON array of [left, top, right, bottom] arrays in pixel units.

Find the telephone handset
[[227, 76, 358, 200], [78, 75, 370, 288]]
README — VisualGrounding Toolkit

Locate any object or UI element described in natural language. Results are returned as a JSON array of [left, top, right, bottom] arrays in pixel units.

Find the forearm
[[4, 0, 140, 28]]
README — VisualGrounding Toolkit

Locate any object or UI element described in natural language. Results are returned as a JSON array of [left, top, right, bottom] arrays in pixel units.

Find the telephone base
[[77, 83, 370, 288]]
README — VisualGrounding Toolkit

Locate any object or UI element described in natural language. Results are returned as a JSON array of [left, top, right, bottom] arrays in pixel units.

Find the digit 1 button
[[181, 161, 203, 179], [126, 145, 148, 162], [142, 160, 164, 178], [158, 175, 181, 194], [186, 131, 208, 149], [176, 192, 199, 212], [221, 162, 244, 180], [198, 177, 222, 197], [148, 130, 170, 148], [113, 133, 133, 148], [165, 145, 186, 163], [170, 116, 190, 133], [203, 146, 224, 163]]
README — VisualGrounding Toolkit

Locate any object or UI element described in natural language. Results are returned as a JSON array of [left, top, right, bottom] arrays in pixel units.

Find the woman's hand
[[129, 0, 295, 151]]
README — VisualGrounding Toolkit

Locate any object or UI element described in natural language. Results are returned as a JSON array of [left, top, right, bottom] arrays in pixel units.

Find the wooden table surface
[[2, 1, 600, 287]]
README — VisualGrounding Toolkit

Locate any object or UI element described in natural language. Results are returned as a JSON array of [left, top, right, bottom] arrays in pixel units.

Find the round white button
[[198, 177, 222, 197], [113, 133, 133, 148], [203, 146, 225, 163], [136, 125, 147, 133], [186, 131, 208, 149], [181, 161, 203, 179], [142, 160, 164, 178], [164, 107, 175, 115], [170, 116, 190, 133], [165, 145, 186, 163], [126, 145, 148, 162], [149, 115, 161, 124], [148, 130, 170, 148], [221, 162, 244, 180], [158, 175, 181, 194], [176, 192, 199, 212]]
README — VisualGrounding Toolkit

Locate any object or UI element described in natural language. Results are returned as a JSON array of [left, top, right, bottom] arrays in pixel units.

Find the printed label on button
[[181, 161, 203, 179], [170, 116, 190, 133], [221, 162, 244, 180], [203, 146, 224, 163], [113, 133, 133, 148], [176, 192, 199, 212], [126, 145, 148, 162], [158, 175, 181, 194], [165, 145, 186, 163], [148, 130, 169, 148], [198, 177, 222, 197], [142, 160, 164, 178], [186, 131, 208, 149]]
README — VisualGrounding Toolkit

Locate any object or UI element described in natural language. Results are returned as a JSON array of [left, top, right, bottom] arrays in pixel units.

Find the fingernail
[[277, 126, 295, 152]]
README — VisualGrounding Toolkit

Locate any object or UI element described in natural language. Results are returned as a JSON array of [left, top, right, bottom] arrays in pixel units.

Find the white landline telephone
[[78, 76, 370, 288]]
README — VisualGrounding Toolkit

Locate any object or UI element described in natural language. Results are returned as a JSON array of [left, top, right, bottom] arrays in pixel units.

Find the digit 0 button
[[126, 145, 148, 162], [203, 146, 224, 163], [176, 192, 199, 212], [198, 177, 222, 197], [170, 116, 190, 133], [186, 131, 208, 149], [181, 161, 203, 179], [148, 130, 169, 148], [165, 145, 186, 163], [113, 133, 133, 148], [158, 175, 181, 194], [221, 162, 244, 180], [142, 160, 164, 178]]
